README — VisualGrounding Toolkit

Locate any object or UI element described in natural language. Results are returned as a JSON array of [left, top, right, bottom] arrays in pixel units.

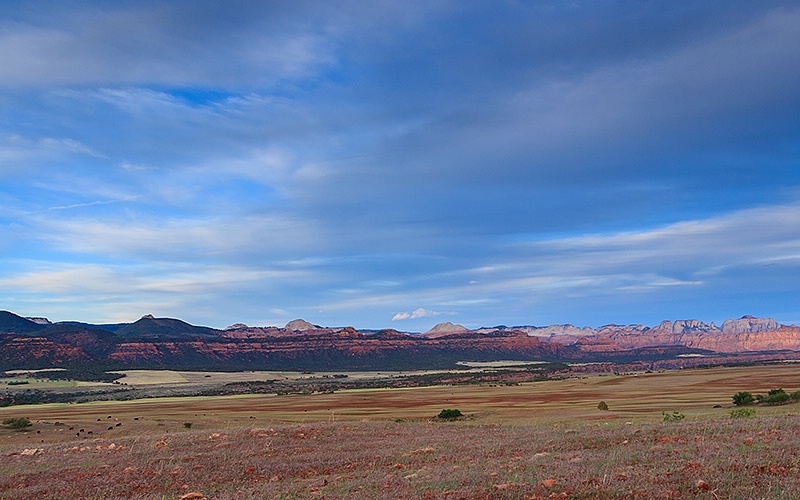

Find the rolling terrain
[[3, 364, 800, 499]]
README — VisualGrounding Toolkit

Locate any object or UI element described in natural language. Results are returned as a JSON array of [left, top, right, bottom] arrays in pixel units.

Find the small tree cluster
[[758, 388, 790, 404], [733, 388, 800, 406]]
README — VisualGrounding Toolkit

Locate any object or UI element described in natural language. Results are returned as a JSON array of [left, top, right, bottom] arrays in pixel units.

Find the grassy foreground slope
[[2, 417, 800, 499], [1, 364, 800, 499]]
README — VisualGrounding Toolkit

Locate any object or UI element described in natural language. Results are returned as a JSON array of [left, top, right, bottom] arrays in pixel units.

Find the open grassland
[[113, 367, 517, 386], [1, 364, 800, 498], [29, 363, 794, 426], [2, 416, 800, 499], [1, 377, 83, 390]]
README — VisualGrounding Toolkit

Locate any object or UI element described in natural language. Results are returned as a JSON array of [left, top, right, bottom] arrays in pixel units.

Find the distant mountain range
[[1, 310, 799, 371]]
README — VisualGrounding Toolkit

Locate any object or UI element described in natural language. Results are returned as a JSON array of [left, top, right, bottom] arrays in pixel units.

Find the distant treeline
[[30, 370, 125, 383]]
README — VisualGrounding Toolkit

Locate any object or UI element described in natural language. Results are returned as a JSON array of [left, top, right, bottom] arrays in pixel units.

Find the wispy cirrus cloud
[[0, 3, 338, 87]]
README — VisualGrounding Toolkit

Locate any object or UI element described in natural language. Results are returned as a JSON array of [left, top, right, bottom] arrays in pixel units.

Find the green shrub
[[790, 391, 800, 401], [771, 392, 790, 403], [732, 391, 754, 406], [437, 409, 463, 419], [758, 388, 790, 404], [662, 411, 685, 423], [597, 401, 609, 411], [2, 417, 32, 429], [730, 408, 756, 419], [183, 422, 192, 429]]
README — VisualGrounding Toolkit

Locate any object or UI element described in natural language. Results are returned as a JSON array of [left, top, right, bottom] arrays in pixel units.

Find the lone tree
[[437, 409, 463, 419], [2, 417, 32, 429], [597, 401, 609, 411], [732, 391, 754, 406]]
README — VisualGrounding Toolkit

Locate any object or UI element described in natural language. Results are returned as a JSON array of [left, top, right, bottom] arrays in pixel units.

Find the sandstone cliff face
[[654, 319, 717, 334], [221, 326, 284, 339], [0, 337, 89, 368], [595, 324, 648, 334], [572, 316, 793, 353], [454, 316, 796, 353], [514, 325, 596, 345], [573, 336, 626, 352], [721, 316, 780, 334], [690, 326, 800, 353], [2, 310, 799, 371], [103, 329, 564, 370]]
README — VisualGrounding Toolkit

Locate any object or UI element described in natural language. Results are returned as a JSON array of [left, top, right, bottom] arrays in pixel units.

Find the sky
[[1, 1, 800, 331]]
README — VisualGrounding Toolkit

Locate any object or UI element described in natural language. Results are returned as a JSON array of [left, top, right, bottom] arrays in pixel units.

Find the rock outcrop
[[26, 317, 52, 325], [423, 322, 469, 338], [721, 316, 780, 334], [1, 309, 799, 371], [654, 319, 717, 334], [225, 323, 249, 330], [515, 324, 595, 338], [563, 316, 792, 353], [284, 319, 317, 332]]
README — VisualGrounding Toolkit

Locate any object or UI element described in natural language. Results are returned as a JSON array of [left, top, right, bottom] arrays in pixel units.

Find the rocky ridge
[[1, 311, 799, 371], [422, 322, 469, 337], [493, 315, 790, 353], [284, 319, 318, 332]]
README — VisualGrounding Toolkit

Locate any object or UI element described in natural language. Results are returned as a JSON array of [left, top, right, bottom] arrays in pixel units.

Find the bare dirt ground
[[1, 364, 799, 499]]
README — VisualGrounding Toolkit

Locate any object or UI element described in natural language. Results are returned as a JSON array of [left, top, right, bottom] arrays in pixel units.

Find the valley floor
[[1, 364, 800, 498]]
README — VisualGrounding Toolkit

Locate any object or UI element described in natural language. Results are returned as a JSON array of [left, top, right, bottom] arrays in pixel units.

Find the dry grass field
[[114, 367, 506, 386], [2, 364, 800, 499]]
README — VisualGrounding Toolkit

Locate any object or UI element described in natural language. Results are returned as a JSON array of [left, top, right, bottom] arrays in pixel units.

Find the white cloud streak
[[392, 307, 455, 321]]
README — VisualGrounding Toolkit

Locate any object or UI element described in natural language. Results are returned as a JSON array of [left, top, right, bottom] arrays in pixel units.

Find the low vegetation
[[2, 417, 31, 429], [730, 407, 756, 419], [1, 363, 571, 407], [732, 387, 800, 406], [3, 365, 800, 497], [661, 410, 686, 422], [34, 369, 126, 383], [436, 408, 463, 419], [732, 391, 755, 405], [3, 415, 800, 499]]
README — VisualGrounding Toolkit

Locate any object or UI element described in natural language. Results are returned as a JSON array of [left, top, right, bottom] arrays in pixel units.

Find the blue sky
[[1, 1, 800, 331]]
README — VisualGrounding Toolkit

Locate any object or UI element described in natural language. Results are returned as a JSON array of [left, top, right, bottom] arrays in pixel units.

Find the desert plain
[[2, 363, 800, 499]]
